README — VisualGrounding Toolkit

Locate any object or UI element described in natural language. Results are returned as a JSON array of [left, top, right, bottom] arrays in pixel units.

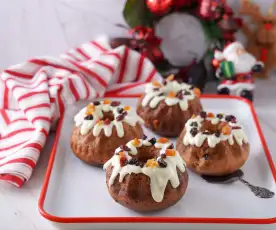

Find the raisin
[[203, 131, 210, 135], [142, 134, 147, 140], [200, 111, 207, 118], [160, 153, 167, 158], [167, 143, 174, 149], [215, 130, 220, 137], [139, 162, 144, 168], [93, 101, 100, 106], [190, 128, 198, 136], [158, 158, 167, 168], [116, 115, 124, 121], [122, 111, 128, 116], [216, 114, 223, 119], [225, 115, 233, 122], [120, 157, 128, 167], [117, 108, 124, 114], [191, 122, 198, 127], [110, 101, 121, 107], [204, 154, 209, 160], [176, 91, 184, 99], [153, 88, 159, 91], [149, 137, 156, 145], [184, 90, 191, 95], [84, 115, 93, 120], [121, 145, 131, 151], [128, 158, 138, 165], [162, 80, 167, 86]]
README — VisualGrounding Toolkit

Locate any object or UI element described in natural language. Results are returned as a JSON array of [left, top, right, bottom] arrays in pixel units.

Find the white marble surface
[[0, 0, 276, 230]]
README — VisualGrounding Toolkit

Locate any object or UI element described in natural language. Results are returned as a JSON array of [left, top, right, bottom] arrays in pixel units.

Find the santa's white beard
[[230, 53, 257, 74]]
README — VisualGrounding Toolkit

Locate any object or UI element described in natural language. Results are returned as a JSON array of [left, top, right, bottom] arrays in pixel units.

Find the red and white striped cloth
[[0, 36, 162, 187]]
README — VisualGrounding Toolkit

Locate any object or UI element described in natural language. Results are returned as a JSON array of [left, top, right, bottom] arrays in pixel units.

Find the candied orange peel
[[193, 87, 201, 97], [146, 159, 158, 168], [168, 91, 176, 98], [103, 99, 111, 104], [97, 120, 104, 125], [222, 125, 232, 135], [166, 74, 174, 81], [152, 81, 162, 88], [166, 149, 176, 156], [85, 104, 95, 115], [191, 114, 196, 118], [119, 151, 125, 158], [157, 137, 169, 143], [124, 106, 131, 111], [132, 138, 140, 146], [153, 120, 159, 129]]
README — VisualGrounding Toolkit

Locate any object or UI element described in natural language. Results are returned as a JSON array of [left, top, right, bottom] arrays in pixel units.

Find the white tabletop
[[0, 0, 276, 229]]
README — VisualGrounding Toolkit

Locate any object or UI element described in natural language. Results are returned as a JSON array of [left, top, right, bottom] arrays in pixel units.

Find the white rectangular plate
[[39, 96, 276, 230]]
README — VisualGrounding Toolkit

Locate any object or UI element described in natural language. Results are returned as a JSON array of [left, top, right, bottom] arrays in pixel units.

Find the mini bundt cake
[[176, 111, 249, 176], [71, 100, 144, 165], [103, 136, 188, 212], [137, 75, 203, 137]]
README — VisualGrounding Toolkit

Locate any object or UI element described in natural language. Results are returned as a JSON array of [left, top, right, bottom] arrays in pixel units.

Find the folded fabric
[[0, 36, 162, 187]]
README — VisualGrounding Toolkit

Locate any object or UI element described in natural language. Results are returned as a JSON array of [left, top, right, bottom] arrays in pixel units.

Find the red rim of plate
[[38, 94, 276, 224]]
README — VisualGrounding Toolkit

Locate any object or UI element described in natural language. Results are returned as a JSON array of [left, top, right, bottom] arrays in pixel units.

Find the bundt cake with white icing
[[104, 136, 188, 212], [137, 75, 202, 137], [176, 111, 249, 176], [71, 100, 144, 165]]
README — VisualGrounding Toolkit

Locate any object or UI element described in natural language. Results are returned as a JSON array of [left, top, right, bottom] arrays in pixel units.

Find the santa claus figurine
[[213, 41, 264, 101]]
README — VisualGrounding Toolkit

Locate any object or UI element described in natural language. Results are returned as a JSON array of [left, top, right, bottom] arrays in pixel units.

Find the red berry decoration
[[146, 0, 173, 15]]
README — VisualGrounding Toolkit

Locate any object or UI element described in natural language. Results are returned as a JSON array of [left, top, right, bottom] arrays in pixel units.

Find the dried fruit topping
[[162, 80, 167, 86], [128, 158, 138, 165], [124, 106, 131, 111], [191, 122, 198, 127], [160, 153, 167, 158], [153, 88, 159, 91], [157, 137, 169, 143], [193, 88, 201, 97], [117, 107, 124, 114], [84, 115, 93, 120], [153, 120, 159, 129], [97, 120, 104, 125], [167, 143, 174, 149], [116, 115, 124, 121], [110, 101, 121, 107], [231, 117, 237, 123], [191, 114, 196, 118], [222, 125, 232, 135], [121, 145, 131, 151], [119, 151, 125, 158], [120, 156, 128, 167], [132, 138, 140, 146], [216, 113, 223, 119], [165, 149, 176, 156], [122, 111, 128, 116], [146, 159, 158, 168], [167, 91, 176, 98], [215, 130, 220, 137], [207, 112, 215, 118], [86, 104, 95, 115], [152, 81, 162, 88], [203, 154, 209, 160], [157, 158, 167, 168], [203, 131, 210, 135], [232, 126, 241, 130], [142, 134, 147, 140], [103, 99, 111, 104], [158, 93, 165, 96], [176, 91, 184, 99], [149, 137, 156, 145], [184, 90, 191, 95], [225, 115, 235, 122], [166, 74, 174, 81], [104, 118, 111, 125], [190, 127, 198, 137], [200, 111, 207, 118], [93, 101, 100, 106], [139, 162, 144, 168]]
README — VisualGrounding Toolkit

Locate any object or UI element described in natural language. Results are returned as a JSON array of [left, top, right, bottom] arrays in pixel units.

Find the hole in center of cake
[[131, 146, 158, 163], [198, 120, 231, 136], [102, 112, 115, 121]]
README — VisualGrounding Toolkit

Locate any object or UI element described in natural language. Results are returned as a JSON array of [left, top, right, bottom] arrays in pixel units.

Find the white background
[[0, 0, 276, 230]]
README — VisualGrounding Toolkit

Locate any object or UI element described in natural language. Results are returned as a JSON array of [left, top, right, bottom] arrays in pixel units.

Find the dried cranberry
[[191, 122, 198, 127], [121, 145, 131, 151], [157, 158, 167, 168], [120, 157, 128, 167], [149, 137, 156, 145], [84, 115, 93, 120], [190, 128, 198, 136], [93, 101, 100, 106], [216, 114, 223, 119], [128, 158, 138, 165], [225, 115, 233, 122], [110, 101, 121, 107], [142, 134, 147, 140], [167, 143, 174, 149], [116, 115, 124, 121], [122, 111, 128, 116], [215, 130, 220, 137], [231, 117, 237, 123], [117, 108, 124, 114], [200, 111, 207, 118], [184, 90, 191, 95], [104, 119, 111, 125]]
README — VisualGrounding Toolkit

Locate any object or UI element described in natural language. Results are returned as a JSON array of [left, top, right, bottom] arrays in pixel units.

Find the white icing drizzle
[[74, 101, 144, 137], [103, 138, 186, 203], [183, 114, 248, 148], [142, 80, 196, 110]]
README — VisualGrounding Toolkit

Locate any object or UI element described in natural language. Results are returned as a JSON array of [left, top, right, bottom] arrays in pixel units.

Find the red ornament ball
[[146, 0, 173, 15]]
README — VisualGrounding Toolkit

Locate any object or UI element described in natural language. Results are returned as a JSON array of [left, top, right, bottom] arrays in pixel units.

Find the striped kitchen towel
[[0, 36, 162, 187]]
